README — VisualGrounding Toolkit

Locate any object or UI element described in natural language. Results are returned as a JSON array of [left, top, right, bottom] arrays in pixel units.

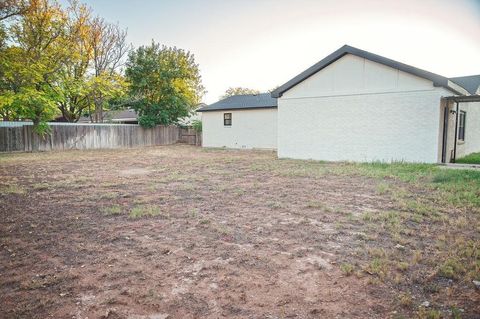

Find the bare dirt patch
[[0, 145, 478, 318]]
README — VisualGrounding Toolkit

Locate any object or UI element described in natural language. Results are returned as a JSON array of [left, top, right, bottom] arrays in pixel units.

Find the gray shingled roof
[[450, 75, 480, 95], [271, 45, 467, 98], [197, 93, 277, 112]]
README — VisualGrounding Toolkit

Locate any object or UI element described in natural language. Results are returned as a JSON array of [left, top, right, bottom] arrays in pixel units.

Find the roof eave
[[197, 106, 277, 112], [271, 45, 470, 98], [110, 118, 138, 122], [447, 80, 469, 95]]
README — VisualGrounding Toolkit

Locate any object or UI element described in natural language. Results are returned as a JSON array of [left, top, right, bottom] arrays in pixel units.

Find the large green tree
[[54, 3, 128, 123], [125, 42, 205, 127], [0, 0, 129, 124], [0, 0, 70, 130]]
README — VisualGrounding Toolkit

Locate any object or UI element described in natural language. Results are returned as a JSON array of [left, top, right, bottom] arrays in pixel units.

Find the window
[[458, 111, 466, 141], [224, 113, 232, 126]]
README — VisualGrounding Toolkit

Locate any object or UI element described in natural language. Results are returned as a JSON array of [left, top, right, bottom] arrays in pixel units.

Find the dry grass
[[0, 145, 478, 318]]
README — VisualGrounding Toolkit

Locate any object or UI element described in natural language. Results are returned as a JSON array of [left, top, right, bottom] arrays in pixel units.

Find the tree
[[125, 41, 205, 128], [221, 87, 260, 99], [54, 2, 128, 123], [0, 0, 28, 21], [0, 0, 71, 131], [89, 16, 129, 122], [0, 0, 129, 123], [54, 0, 94, 122]]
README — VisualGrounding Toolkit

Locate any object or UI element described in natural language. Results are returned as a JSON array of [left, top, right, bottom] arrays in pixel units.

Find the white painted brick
[[278, 90, 445, 163], [202, 109, 277, 149]]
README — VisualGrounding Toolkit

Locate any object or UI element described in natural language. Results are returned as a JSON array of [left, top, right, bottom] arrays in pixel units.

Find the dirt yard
[[0, 145, 478, 319]]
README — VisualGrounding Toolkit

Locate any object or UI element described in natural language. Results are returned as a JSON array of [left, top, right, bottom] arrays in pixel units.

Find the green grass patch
[[101, 205, 123, 216], [129, 205, 162, 219], [331, 161, 480, 208], [456, 152, 480, 164], [340, 263, 355, 276], [0, 184, 25, 195]]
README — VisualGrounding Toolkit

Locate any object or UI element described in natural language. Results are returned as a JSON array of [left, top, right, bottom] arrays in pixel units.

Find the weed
[[1, 184, 25, 195], [417, 308, 441, 319], [412, 251, 423, 264], [437, 258, 465, 279], [397, 292, 413, 308], [102, 205, 122, 215], [376, 182, 391, 195], [199, 219, 210, 225], [189, 208, 199, 218], [32, 183, 50, 191], [99, 192, 119, 200], [450, 307, 463, 319], [129, 205, 162, 219], [267, 201, 284, 209], [396, 262, 409, 272], [365, 258, 388, 278], [340, 263, 354, 276], [305, 201, 331, 211]]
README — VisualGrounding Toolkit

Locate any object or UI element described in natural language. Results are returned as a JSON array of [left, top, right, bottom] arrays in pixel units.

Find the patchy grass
[[456, 152, 480, 164], [0, 145, 478, 318], [340, 263, 355, 276], [101, 205, 123, 216], [129, 205, 163, 219], [336, 162, 480, 208], [0, 184, 25, 195]]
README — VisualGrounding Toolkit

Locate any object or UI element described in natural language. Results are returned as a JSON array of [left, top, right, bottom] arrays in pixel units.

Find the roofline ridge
[[271, 45, 466, 98]]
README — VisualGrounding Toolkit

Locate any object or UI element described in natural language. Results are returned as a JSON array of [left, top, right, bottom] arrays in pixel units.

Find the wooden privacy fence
[[179, 127, 202, 146], [0, 123, 183, 152]]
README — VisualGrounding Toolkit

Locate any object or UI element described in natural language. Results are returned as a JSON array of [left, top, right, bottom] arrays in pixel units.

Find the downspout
[[441, 100, 449, 163], [452, 101, 459, 163]]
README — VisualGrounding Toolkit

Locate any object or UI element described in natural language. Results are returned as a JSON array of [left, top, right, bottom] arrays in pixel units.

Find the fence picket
[[0, 124, 190, 152]]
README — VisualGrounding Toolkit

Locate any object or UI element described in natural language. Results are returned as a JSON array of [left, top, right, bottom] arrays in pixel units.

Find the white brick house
[[198, 45, 480, 163]]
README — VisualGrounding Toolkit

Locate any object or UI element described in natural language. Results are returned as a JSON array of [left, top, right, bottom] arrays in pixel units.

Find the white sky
[[75, 0, 480, 103]]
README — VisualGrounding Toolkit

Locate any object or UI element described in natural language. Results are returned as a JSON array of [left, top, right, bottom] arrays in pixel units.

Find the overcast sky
[[72, 0, 480, 104]]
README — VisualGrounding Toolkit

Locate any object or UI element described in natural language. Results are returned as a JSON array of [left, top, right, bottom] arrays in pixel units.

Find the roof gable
[[450, 75, 480, 95], [271, 45, 466, 98], [197, 93, 277, 112]]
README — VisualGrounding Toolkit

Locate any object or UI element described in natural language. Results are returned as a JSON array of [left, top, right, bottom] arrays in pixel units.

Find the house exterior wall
[[455, 101, 480, 158], [282, 54, 434, 99], [278, 54, 448, 163], [201, 108, 277, 149], [442, 101, 480, 162]]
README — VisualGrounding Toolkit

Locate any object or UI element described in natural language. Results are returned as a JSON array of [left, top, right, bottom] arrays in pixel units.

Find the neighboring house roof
[[449, 75, 480, 95], [197, 93, 277, 112], [271, 45, 468, 98], [78, 109, 139, 123], [105, 109, 138, 122]]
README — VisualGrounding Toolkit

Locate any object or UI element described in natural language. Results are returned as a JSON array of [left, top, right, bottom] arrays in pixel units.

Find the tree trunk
[[94, 96, 103, 123]]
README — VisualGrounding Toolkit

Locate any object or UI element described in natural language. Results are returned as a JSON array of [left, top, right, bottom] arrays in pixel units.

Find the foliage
[[0, 0, 205, 132], [456, 152, 480, 165], [221, 87, 260, 99], [0, 0, 28, 21], [191, 119, 202, 132], [0, 0, 129, 128], [125, 41, 205, 127], [0, 0, 69, 126], [54, 1, 129, 122], [88, 15, 130, 122]]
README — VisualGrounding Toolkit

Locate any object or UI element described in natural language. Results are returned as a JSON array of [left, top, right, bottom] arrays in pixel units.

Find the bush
[[192, 119, 202, 132]]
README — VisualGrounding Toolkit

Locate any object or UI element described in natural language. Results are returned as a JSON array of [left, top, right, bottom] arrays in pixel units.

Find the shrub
[[192, 119, 202, 132]]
